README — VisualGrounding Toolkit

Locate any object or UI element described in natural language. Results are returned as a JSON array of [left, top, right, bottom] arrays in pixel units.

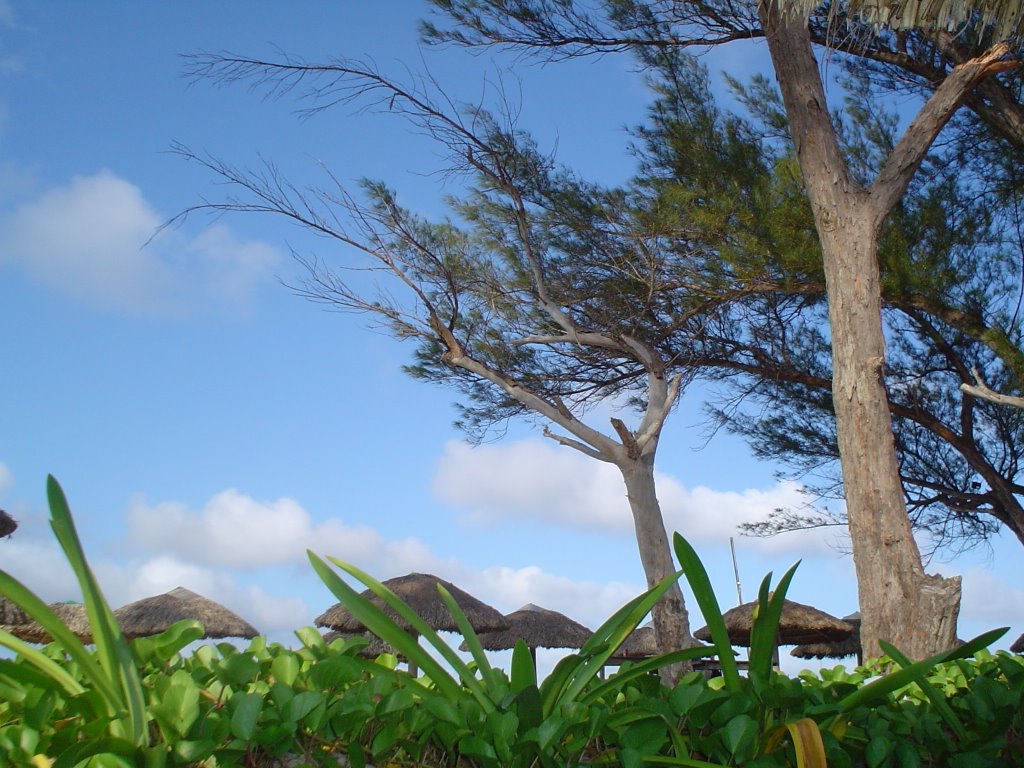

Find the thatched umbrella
[[0, 596, 29, 627], [607, 624, 658, 664], [1011, 632, 1023, 654], [114, 586, 259, 640], [316, 573, 509, 676], [460, 603, 593, 661], [316, 573, 508, 634], [790, 613, 863, 665], [695, 599, 855, 647], [0, 509, 17, 538], [2, 602, 93, 644]]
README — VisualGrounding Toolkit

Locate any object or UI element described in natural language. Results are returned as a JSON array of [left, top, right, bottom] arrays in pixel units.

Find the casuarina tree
[[419, 0, 1023, 659], [176, 56, 757, 681]]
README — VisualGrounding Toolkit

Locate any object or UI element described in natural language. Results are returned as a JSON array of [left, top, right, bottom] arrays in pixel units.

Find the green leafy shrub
[[1, 476, 1021, 767]]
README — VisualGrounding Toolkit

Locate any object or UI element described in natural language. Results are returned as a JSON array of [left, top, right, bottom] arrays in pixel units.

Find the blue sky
[[1, 1, 1021, 674]]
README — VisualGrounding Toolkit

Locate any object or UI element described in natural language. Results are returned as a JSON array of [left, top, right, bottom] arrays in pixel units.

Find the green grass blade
[[324, 556, 496, 710], [834, 628, 1007, 712], [308, 553, 464, 700], [0, 569, 119, 706], [0, 629, 86, 697], [880, 640, 967, 741], [581, 646, 716, 705], [552, 571, 683, 710], [672, 532, 741, 691], [748, 562, 800, 683], [644, 756, 731, 767], [437, 584, 501, 690], [46, 476, 148, 745]]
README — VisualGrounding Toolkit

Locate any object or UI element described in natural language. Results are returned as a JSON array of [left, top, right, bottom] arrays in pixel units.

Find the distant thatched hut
[[114, 587, 258, 640]]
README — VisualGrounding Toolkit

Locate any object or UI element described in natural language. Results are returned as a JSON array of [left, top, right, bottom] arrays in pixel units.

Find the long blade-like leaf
[[833, 628, 1007, 713], [880, 640, 967, 741], [324, 556, 495, 710], [47, 475, 147, 744], [551, 571, 683, 711], [748, 562, 800, 684], [0, 629, 86, 697], [308, 552, 464, 700], [672, 533, 741, 691], [582, 646, 715, 705], [0, 569, 117, 705], [437, 584, 501, 691]]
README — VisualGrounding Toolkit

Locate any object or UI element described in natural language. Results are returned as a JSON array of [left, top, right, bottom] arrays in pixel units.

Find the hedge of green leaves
[[1, 631, 1021, 767], [1, 477, 1021, 767]]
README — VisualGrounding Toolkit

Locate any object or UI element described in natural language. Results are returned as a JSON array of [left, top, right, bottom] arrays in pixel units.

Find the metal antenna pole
[[729, 537, 743, 605]]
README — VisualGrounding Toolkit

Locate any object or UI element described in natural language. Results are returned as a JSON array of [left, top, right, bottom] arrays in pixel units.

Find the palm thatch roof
[[781, 0, 1024, 41], [461, 603, 593, 652], [608, 624, 658, 663], [0, 509, 17, 538], [695, 599, 855, 647], [114, 586, 258, 640], [315, 573, 509, 635], [0, 596, 29, 626], [2, 602, 93, 644], [790, 613, 863, 661], [1012, 632, 1024, 654]]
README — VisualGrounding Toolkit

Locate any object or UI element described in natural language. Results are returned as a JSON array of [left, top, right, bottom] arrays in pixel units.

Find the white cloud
[[433, 439, 628, 530], [956, 566, 1024, 626], [0, 170, 279, 314], [468, 565, 640, 630], [126, 488, 447, 577], [0, 460, 12, 497], [433, 439, 839, 555]]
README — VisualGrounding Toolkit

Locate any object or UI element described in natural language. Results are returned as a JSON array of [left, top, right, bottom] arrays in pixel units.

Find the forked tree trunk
[[759, 2, 963, 659], [618, 453, 696, 682], [812, 202, 962, 659]]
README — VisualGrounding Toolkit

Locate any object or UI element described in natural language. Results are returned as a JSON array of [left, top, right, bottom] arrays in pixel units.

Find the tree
[[177, 56, 743, 681], [420, 0, 1023, 659], [632, 57, 1024, 556]]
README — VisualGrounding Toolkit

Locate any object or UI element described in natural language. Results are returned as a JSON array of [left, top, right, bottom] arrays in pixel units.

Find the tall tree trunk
[[618, 453, 696, 683], [816, 205, 962, 659], [759, 2, 962, 659]]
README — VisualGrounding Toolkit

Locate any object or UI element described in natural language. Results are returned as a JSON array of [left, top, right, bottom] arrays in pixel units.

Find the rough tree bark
[[758, 1, 1017, 658]]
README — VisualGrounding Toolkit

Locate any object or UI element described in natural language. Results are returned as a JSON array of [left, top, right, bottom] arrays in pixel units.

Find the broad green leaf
[[285, 691, 323, 724], [271, 653, 300, 686], [130, 620, 203, 666], [219, 653, 260, 687], [229, 692, 263, 741], [720, 713, 758, 757], [510, 639, 536, 693], [149, 669, 200, 739], [294, 625, 326, 650]]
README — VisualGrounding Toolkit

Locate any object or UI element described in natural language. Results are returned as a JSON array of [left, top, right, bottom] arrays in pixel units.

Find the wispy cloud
[[433, 439, 842, 555], [0, 170, 279, 315]]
